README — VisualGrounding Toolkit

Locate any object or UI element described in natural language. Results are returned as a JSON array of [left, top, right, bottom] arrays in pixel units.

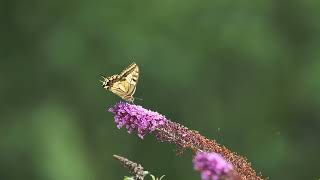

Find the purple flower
[[108, 102, 167, 138], [193, 152, 234, 180]]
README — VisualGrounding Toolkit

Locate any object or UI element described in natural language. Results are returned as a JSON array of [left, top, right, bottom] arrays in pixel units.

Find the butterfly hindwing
[[110, 81, 127, 98]]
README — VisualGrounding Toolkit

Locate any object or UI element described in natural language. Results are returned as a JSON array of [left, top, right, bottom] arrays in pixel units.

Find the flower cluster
[[108, 102, 263, 180], [108, 102, 167, 138], [193, 152, 234, 180]]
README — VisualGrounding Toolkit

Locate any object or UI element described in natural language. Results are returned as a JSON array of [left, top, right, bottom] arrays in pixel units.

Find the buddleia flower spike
[[193, 152, 241, 180], [109, 102, 264, 180]]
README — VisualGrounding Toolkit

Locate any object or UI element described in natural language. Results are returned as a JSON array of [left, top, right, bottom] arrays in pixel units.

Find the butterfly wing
[[120, 63, 139, 99], [109, 79, 136, 102], [109, 80, 129, 98], [119, 63, 139, 79], [123, 63, 139, 90], [107, 63, 139, 102]]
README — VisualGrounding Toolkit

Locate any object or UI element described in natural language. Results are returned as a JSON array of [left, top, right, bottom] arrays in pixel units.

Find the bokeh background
[[1, 0, 320, 179]]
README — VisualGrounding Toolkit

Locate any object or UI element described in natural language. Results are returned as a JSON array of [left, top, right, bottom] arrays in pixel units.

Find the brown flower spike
[[113, 154, 147, 180]]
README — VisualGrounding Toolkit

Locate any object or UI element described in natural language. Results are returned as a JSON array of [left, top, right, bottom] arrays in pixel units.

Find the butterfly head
[[101, 76, 111, 90]]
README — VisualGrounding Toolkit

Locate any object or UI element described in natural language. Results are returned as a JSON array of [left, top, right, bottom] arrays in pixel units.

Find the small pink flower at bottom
[[193, 152, 234, 180]]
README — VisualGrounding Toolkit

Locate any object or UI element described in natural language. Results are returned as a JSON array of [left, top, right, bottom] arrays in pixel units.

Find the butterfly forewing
[[119, 63, 139, 79]]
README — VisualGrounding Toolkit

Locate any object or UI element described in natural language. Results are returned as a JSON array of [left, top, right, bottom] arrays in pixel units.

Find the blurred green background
[[1, 0, 320, 179]]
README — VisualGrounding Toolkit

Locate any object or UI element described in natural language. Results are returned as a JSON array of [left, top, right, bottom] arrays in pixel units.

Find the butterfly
[[101, 63, 139, 103]]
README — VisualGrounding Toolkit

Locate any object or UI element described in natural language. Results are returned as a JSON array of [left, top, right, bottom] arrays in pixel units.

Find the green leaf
[[148, 174, 165, 180], [149, 174, 156, 180], [123, 176, 135, 180]]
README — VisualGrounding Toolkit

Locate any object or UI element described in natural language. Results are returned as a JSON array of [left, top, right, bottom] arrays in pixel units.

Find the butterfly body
[[102, 63, 139, 103]]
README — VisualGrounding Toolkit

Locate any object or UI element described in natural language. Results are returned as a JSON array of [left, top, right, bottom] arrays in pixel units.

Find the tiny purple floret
[[193, 152, 234, 180], [108, 102, 167, 138]]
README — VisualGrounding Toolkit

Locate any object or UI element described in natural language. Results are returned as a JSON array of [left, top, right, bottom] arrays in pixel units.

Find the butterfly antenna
[[99, 74, 107, 85], [135, 97, 143, 101], [100, 74, 106, 79]]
